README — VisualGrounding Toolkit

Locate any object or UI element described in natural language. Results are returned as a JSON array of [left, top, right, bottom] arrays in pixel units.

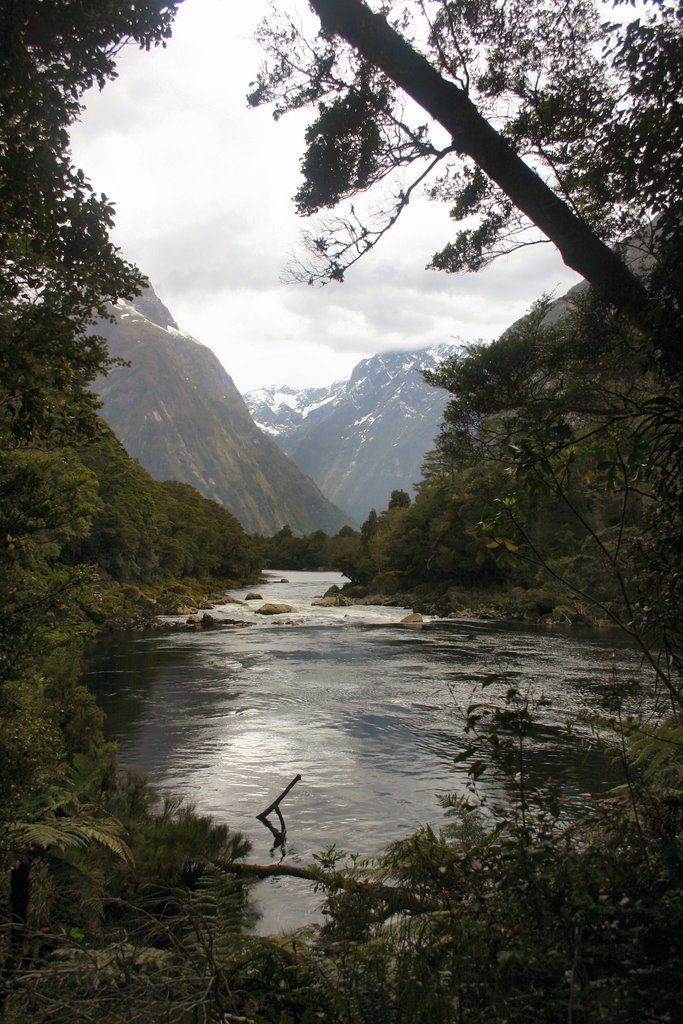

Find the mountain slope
[[94, 288, 353, 536], [245, 346, 455, 522]]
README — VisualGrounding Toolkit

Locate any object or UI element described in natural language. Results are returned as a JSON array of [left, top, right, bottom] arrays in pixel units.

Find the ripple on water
[[86, 570, 655, 932]]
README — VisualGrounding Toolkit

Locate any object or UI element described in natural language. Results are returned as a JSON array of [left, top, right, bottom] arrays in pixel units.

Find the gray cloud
[[70, 0, 582, 392]]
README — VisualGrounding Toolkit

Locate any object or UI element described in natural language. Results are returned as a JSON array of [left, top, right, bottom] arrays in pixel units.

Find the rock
[[312, 595, 353, 607], [323, 584, 341, 597], [185, 612, 223, 629], [245, 592, 263, 600], [255, 603, 296, 615], [177, 605, 198, 615], [400, 612, 424, 628], [199, 603, 214, 610], [279, 578, 290, 583]]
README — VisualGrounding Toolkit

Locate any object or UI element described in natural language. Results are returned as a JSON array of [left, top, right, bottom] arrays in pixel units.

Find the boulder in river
[[256, 603, 296, 615], [186, 612, 222, 629], [245, 592, 263, 601], [400, 612, 424, 629], [199, 612, 220, 628], [323, 584, 341, 597], [312, 595, 353, 607]]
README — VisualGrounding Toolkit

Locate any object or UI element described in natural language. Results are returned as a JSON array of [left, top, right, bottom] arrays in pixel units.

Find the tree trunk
[[309, 0, 651, 326]]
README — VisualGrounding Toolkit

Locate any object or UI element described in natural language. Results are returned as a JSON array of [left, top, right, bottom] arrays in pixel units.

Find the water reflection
[[83, 571, 652, 932]]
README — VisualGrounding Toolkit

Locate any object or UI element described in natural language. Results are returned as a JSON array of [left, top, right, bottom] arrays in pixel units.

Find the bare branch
[[286, 148, 455, 284]]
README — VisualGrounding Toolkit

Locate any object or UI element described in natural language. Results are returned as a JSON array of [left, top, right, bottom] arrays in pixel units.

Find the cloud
[[70, 0, 582, 392]]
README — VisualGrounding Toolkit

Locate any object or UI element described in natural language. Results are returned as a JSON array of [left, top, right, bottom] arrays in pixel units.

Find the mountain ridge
[[94, 287, 354, 536], [244, 345, 457, 522]]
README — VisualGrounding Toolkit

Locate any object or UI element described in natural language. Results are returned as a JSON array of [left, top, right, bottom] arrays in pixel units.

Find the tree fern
[[10, 812, 134, 866]]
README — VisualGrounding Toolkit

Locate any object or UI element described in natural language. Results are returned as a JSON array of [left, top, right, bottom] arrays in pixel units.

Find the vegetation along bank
[[2, 1, 682, 1021]]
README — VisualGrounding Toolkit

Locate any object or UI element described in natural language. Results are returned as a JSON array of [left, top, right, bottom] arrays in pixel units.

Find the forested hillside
[[2, 1, 682, 1022], [326, 293, 662, 618], [0, 7, 268, 1017]]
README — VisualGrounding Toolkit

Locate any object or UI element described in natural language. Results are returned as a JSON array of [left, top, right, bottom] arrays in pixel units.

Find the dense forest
[[2, 1, 682, 1022]]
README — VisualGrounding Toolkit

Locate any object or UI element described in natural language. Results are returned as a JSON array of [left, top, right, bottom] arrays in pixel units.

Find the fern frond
[[627, 716, 683, 780], [11, 813, 135, 866]]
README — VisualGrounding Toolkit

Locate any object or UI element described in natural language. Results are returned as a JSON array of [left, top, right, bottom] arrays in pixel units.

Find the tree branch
[[308, 0, 652, 325]]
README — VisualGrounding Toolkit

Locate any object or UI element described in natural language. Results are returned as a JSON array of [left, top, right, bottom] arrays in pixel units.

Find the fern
[[10, 812, 134, 865], [190, 863, 257, 945], [626, 716, 683, 780]]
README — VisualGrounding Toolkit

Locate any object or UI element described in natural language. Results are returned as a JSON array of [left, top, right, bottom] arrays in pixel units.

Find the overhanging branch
[[308, 0, 652, 326]]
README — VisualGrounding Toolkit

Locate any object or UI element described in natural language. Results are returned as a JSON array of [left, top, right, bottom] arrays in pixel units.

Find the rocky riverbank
[[81, 574, 264, 632], [339, 581, 607, 627]]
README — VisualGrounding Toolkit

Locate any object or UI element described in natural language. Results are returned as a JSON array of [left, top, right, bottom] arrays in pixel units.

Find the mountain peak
[[94, 286, 354, 535], [117, 284, 179, 332], [244, 344, 458, 521]]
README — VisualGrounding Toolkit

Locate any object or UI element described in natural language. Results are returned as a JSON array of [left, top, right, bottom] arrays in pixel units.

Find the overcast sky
[[70, 0, 582, 394]]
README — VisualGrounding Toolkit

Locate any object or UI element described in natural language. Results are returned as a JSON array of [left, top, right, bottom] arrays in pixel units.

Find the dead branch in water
[[256, 773, 302, 845]]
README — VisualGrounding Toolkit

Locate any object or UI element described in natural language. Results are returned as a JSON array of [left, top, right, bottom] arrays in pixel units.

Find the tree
[[0, 0, 180, 445], [250, 0, 681, 331], [388, 488, 411, 509], [423, 290, 683, 701]]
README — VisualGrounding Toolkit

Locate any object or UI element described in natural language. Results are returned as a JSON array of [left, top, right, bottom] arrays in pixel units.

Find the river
[[84, 570, 650, 933]]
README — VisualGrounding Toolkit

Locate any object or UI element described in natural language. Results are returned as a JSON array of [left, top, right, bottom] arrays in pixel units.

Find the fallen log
[[226, 861, 440, 914], [227, 861, 321, 882]]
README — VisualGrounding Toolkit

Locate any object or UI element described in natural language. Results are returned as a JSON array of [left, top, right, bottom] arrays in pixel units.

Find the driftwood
[[256, 773, 302, 846]]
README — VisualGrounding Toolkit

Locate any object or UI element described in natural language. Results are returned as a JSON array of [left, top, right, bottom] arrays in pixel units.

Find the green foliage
[[262, 522, 362, 575], [0, 447, 98, 685], [250, 0, 677, 309], [296, 67, 400, 216], [306, 677, 683, 1024], [58, 425, 264, 585], [0, 0, 179, 446], [338, 467, 509, 595]]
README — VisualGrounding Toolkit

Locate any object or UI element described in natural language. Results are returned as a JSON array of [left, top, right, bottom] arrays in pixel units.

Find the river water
[[85, 570, 650, 932]]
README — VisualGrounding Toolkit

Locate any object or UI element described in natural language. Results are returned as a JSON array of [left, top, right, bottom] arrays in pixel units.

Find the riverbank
[[91, 569, 615, 636], [81, 572, 264, 632], [340, 580, 608, 628], [85, 568, 650, 937]]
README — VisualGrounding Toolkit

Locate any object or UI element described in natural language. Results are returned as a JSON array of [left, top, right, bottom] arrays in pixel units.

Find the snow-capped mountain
[[245, 380, 347, 441], [244, 345, 457, 523], [94, 286, 353, 536]]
